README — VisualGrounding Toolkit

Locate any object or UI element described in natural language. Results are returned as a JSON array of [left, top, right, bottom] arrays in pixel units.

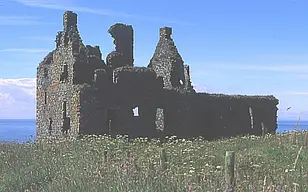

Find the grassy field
[[1, 131, 308, 192]]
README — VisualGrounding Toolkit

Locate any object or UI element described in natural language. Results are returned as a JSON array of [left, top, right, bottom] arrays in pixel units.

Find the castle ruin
[[36, 11, 279, 140]]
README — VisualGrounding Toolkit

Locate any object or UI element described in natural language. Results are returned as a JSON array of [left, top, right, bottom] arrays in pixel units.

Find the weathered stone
[[148, 27, 191, 92], [36, 11, 279, 141], [106, 51, 126, 69], [108, 23, 134, 67]]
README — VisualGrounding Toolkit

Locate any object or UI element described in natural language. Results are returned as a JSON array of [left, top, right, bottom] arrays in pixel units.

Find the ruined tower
[[148, 27, 194, 92], [36, 11, 106, 139], [107, 23, 134, 68]]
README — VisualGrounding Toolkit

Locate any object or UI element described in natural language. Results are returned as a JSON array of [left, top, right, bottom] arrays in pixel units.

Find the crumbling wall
[[108, 23, 134, 67], [77, 65, 163, 138], [155, 90, 196, 138], [72, 44, 107, 85], [184, 93, 279, 140], [56, 11, 106, 85], [112, 66, 159, 92], [108, 66, 162, 137], [37, 11, 80, 138], [37, 11, 105, 139], [36, 52, 53, 138], [37, 10, 279, 141], [154, 91, 278, 140], [78, 84, 106, 135], [36, 48, 81, 139], [93, 69, 109, 88], [149, 27, 188, 91], [183, 65, 195, 92]]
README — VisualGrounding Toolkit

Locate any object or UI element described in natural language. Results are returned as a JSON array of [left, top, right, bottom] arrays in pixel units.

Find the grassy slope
[[0, 132, 308, 192]]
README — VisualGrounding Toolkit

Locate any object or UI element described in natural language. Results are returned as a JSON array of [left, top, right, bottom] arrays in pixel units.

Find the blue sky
[[0, 0, 307, 120]]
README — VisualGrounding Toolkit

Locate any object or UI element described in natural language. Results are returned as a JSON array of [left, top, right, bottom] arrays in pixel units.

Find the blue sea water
[[0, 119, 36, 143], [0, 119, 307, 143]]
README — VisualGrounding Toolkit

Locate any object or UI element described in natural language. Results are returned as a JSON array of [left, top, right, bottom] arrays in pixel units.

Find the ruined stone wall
[[183, 65, 195, 91], [76, 65, 163, 138], [37, 11, 81, 139], [154, 90, 195, 138], [36, 52, 53, 138], [108, 23, 134, 67], [148, 27, 190, 91], [37, 11, 105, 139], [112, 66, 160, 93], [78, 85, 106, 135], [106, 66, 162, 137], [36, 48, 82, 139], [73, 45, 107, 85], [37, 10, 279, 141], [184, 93, 279, 139], [153, 90, 278, 140]]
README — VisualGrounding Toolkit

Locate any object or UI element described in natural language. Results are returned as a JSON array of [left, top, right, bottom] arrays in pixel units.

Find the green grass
[[1, 132, 308, 192]]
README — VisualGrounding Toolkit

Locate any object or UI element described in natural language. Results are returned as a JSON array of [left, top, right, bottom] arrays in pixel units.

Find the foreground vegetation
[[1, 131, 308, 192]]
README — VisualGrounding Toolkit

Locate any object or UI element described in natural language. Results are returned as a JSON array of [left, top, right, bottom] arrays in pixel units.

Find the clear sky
[[0, 0, 307, 120]]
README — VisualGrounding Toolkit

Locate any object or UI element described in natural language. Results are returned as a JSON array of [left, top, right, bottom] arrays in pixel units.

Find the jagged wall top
[[63, 11, 77, 30], [160, 27, 172, 39], [148, 26, 191, 92], [108, 23, 134, 67]]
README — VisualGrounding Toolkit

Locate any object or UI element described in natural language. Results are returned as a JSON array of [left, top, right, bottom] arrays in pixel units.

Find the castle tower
[[36, 10, 106, 139], [148, 27, 187, 90], [108, 23, 134, 67], [63, 11, 77, 29]]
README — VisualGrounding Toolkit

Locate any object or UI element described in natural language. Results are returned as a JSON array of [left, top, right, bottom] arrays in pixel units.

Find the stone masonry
[[36, 11, 279, 140]]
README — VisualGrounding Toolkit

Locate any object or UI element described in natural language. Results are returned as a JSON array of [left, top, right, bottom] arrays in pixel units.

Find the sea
[[0, 119, 307, 143]]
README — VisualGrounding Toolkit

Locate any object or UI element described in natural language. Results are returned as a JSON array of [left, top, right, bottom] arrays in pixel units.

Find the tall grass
[[1, 131, 308, 191]]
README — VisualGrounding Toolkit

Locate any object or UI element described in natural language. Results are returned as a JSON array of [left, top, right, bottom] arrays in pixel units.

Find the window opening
[[44, 92, 47, 104], [60, 64, 68, 82], [133, 107, 139, 116], [48, 117, 53, 134], [44, 68, 48, 77], [62, 101, 67, 119]]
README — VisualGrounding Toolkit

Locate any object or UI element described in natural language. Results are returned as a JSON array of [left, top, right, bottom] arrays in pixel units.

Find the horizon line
[[0, 118, 307, 122]]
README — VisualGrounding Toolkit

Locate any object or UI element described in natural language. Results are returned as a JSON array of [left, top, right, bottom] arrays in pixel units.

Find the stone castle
[[36, 11, 279, 140]]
